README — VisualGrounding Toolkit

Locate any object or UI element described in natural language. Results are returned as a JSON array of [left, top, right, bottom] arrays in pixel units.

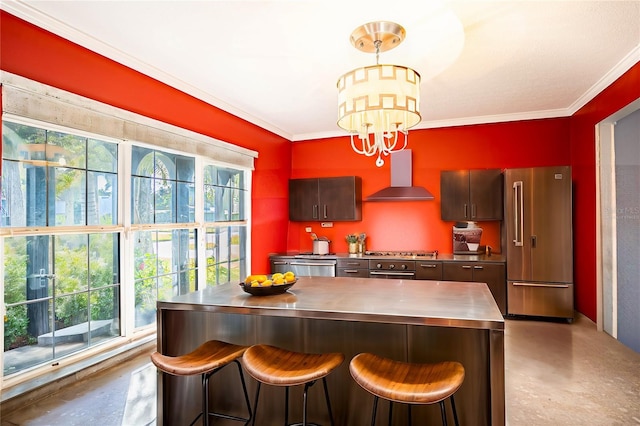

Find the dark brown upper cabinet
[[289, 176, 362, 221], [440, 169, 503, 221]]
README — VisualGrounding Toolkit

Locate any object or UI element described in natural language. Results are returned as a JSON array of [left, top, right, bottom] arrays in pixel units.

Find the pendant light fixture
[[337, 21, 421, 167]]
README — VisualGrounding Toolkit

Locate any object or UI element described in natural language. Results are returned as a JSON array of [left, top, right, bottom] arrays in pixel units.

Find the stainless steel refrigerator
[[505, 166, 574, 320]]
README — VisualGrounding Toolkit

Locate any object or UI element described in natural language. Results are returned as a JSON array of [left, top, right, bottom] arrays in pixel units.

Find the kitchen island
[[156, 277, 505, 425]]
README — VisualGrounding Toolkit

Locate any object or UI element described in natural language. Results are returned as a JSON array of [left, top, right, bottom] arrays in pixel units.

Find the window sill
[[1, 332, 156, 409]]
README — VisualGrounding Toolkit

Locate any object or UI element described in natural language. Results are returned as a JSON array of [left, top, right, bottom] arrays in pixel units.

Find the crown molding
[[567, 45, 640, 115]]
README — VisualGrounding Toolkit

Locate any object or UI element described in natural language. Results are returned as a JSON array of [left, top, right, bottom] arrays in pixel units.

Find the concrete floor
[[1, 313, 639, 425]]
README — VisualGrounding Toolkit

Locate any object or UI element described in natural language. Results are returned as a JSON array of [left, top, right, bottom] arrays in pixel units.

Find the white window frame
[[0, 72, 256, 391]]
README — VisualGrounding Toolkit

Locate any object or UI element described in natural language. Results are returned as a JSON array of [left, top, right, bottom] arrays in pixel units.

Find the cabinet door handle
[[462, 265, 472, 269], [473, 266, 484, 270], [346, 262, 361, 266], [513, 282, 569, 289], [313, 204, 318, 219], [323, 205, 327, 219], [471, 204, 477, 218], [343, 269, 359, 273], [464, 203, 468, 218], [272, 261, 289, 265], [419, 264, 437, 268]]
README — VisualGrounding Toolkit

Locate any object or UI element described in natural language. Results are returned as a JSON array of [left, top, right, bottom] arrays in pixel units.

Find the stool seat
[[350, 353, 465, 426], [243, 344, 344, 426], [151, 340, 252, 426], [243, 344, 345, 386], [151, 340, 248, 376], [350, 353, 465, 404]]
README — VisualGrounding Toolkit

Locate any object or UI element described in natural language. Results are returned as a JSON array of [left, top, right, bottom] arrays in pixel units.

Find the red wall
[[290, 118, 571, 254], [0, 11, 291, 273], [569, 62, 640, 320]]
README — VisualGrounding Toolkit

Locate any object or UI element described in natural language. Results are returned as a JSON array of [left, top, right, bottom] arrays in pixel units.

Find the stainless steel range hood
[[366, 150, 434, 201]]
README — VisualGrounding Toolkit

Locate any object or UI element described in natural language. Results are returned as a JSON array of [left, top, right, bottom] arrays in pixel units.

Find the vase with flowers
[[346, 234, 358, 254]]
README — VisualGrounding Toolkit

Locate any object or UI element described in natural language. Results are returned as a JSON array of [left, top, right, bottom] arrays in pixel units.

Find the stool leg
[[251, 382, 261, 426], [450, 394, 459, 426], [203, 372, 211, 426], [198, 361, 252, 425], [302, 381, 312, 426], [439, 400, 448, 426], [388, 401, 393, 426], [321, 377, 336, 426], [285, 386, 290, 426], [408, 404, 412, 426], [371, 396, 379, 426], [233, 360, 253, 425]]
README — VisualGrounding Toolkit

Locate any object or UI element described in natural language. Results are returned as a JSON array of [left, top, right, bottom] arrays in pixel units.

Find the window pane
[[216, 188, 233, 221], [89, 233, 119, 288], [87, 139, 117, 173], [3, 237, 28, 304], [134, 230, 158, 279], [0, 161, 47, 227], [54, 293, 89, 358], [154, 152, 176, 180], [50, 168, 86, 226], [55, 234, 89, 294], [155, 230, 173, 275], [155, 180, 175, 224], [203, 165, 216, 185], [131, 146, 154, 177], [157, 273, 176, 301], [177, 182, 195, 223], [132, 176, 154, 224], [204, 184, 216, 222], [90, 286, 120, 344], [134, 277, 156, 328], [176, 155, 195, 183], [4, 302, 54, 376], [2, 122, 46, 161], [46, 131, 86, 169], [88, 171, 117, 225], [206, 226, 246, 286]]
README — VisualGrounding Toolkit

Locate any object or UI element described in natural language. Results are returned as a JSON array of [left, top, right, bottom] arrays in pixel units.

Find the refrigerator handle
[[531, 235, 537, 248], [513, 181, 524, 246]]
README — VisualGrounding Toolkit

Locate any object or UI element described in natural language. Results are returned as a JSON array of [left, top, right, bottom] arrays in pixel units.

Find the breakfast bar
[[156, 277, 505, 425]]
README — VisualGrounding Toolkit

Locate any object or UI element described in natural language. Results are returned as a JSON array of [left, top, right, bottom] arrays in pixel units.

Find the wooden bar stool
[[242, 344, 344, 426], [349, 353, 465, 426], [151, 340, 252, 426]]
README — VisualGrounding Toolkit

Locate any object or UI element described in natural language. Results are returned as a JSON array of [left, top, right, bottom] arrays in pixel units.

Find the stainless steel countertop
[[158, 277, 505, 330]]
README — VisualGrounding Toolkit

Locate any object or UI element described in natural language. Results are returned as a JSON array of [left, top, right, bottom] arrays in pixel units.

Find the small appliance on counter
[[312, 237, 330, 255], [453, 222, 483, 254]]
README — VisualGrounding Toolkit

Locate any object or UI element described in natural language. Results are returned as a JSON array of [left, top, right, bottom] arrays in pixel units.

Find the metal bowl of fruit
[[239, 272, 297, 296]]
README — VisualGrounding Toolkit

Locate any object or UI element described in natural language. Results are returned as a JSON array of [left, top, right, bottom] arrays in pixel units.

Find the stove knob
[[400, 264, 407, 270], [376, 263, 382, 269], [389, 264, 395, 269]]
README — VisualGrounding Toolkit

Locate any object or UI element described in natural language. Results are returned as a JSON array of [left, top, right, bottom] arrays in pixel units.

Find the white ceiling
[[3, 1, 640, 141]]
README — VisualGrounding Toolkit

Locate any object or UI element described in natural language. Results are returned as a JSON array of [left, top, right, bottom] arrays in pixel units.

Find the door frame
[[595, 98, 640, 335]]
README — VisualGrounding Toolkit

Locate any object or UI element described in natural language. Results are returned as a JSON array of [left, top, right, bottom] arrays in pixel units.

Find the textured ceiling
[[3, 1, 640, 141]]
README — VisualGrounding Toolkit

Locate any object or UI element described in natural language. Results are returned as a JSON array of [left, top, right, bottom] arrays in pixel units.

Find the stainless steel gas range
[[366, 251, 438, 280]]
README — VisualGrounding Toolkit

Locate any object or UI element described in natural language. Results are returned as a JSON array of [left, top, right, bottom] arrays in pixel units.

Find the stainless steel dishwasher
[[270, 256, 337, 277]]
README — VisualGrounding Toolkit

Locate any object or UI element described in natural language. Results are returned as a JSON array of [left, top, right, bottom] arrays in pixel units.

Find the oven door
[[369, 271, 415, 279]]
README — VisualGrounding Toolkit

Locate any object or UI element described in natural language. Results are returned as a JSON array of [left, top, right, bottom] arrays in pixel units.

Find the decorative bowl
[[239, 279, 297, 296]]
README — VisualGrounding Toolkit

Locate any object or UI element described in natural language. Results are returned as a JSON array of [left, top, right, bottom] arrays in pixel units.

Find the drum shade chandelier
[[337, 21, 421, 167]]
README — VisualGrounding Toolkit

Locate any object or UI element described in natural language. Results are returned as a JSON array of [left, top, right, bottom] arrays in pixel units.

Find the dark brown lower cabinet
[[443, 262, 506, 315], [415, 261, 443, 280], [336, 258, 369, 278]]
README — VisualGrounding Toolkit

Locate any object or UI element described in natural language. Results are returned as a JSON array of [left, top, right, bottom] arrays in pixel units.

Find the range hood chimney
[[366, 150, 435, 201]]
